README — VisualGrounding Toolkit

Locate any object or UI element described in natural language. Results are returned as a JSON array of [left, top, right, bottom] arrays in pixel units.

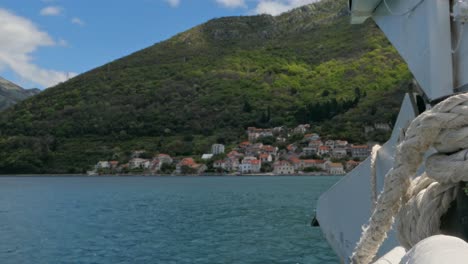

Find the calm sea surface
[[0, 176, 340, 264]]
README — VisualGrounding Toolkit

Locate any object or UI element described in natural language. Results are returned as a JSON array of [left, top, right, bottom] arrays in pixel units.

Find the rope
[[370, 145, 382, 210], [351, 92, 468, 264]]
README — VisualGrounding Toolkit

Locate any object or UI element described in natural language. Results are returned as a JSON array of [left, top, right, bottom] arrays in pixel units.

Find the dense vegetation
[[0, 0, 412, 174]]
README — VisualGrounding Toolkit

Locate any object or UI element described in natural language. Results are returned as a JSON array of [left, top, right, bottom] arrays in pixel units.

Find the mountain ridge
[[0, 0, 411, 173], [0, 77, 40, 111]]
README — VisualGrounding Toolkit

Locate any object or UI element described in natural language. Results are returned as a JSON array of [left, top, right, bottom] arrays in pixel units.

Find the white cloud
[[165, 0, 181, 7], [216, 0, 246, 8], [40, 6, 63, 16], [71, 17, 85, 26], [0, 9, 76, 88], [252, 0, 318, 16]]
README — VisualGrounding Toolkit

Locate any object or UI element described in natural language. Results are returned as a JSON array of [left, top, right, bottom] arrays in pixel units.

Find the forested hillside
[[0, 0, 411, 173]]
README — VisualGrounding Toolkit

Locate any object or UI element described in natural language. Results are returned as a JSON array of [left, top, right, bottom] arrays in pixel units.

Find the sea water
[[0, 176, 339, 264]]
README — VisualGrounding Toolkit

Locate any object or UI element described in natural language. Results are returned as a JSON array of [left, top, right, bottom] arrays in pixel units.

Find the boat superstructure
[[316, 0, 468, 263]]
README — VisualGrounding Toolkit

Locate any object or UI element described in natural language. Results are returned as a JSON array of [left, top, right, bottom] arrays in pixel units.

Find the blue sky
[[0, 0, 318, 89]]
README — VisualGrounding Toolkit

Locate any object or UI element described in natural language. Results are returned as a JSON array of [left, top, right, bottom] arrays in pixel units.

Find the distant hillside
[[0, 0, 412, 174], [0, 77, 40, 111]]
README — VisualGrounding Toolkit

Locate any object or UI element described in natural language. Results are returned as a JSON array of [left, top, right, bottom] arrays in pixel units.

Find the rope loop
[[351, 92, 468, 264]]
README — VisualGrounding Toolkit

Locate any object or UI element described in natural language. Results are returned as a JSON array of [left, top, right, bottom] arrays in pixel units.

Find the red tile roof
[[303, 159, 325, 164], [289, 157, 301, 164], [250, 160, 261, 165], [180, 158, 196, 167]]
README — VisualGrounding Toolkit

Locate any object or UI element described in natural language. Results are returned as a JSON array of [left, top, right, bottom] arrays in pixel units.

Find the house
[[247, 127, 274, 142], [109, 161, 119, 169], [346, 160, 361, 171], [157, 154, 173, 165], [96, 161, 111, 169], [239, 158, 261, 174], [302, 147, 317, 156], [226, 157, 240, 171], [293, 124, 310, 134], [351, 145, 370, 159], [176, 158, 206, 174], [227, 150, 243, 159], [201, 154, 214, 160], [129, 158, 151, 169], [213, 160, 228, 170], [287, 144, 297, 153], [150, 159, 161, 172], [261, 145, 277, 156], [318, 146, 331, 156], [332, 148, 348, 158], [259, 153, 273, 163], [335, 140, 349, 148], [304, 133, 320, 141], [238, 141, 252, 150], [301, 159, 326, 171], [211, 144, 225, 155], [326, 162, 345, 175], [309, 140, 323, 148], [288, 157, 302, 171], [131, 150, 146, 158], [273, 161, 295, 175], [324, 140, 335, 149], [245, 143, 264, 156]]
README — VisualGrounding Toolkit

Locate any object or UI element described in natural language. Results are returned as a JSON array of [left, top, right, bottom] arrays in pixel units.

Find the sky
[[0, 0, 319, 89]]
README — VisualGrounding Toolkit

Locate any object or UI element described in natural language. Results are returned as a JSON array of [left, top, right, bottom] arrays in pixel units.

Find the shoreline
[[0, 173, 344, 177]]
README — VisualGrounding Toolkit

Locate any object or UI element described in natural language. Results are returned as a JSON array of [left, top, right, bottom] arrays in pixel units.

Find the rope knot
[[351, 92, 468, 264]]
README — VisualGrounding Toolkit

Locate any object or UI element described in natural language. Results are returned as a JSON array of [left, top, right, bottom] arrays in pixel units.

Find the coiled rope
[[351, 92, 468, 264]]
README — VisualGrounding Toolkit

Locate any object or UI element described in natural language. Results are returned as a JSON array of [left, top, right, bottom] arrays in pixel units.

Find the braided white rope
[[351, 93, 468, 264], [370, 145, 382, 210]]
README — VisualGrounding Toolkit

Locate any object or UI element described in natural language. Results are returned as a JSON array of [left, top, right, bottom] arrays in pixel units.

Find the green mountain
[[0, 0, 412, 174], [0, 77, 40, 111]]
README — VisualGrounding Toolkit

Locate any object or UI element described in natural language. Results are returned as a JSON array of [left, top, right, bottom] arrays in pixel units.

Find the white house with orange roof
[[261, 145, 277, 156], [325, 161, 345, 175], [157, 154, 173, 165], [239, 157, 261, 174], [259, 153, 273, 163], [318, 145, 331, 156]]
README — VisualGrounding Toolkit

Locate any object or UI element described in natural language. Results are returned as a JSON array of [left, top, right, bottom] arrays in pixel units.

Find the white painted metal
[[373, 247, 406, 264], [453, 23, 468, 89], [316, 94, 417, 263], [373, 0, 454, 100], [349, 0, 468, 100], [401, 235, 468, 263], [319, 0, 468, 261]]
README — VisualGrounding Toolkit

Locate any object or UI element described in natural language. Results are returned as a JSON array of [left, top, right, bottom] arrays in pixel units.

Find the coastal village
[[90, 124, 381, 176]]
